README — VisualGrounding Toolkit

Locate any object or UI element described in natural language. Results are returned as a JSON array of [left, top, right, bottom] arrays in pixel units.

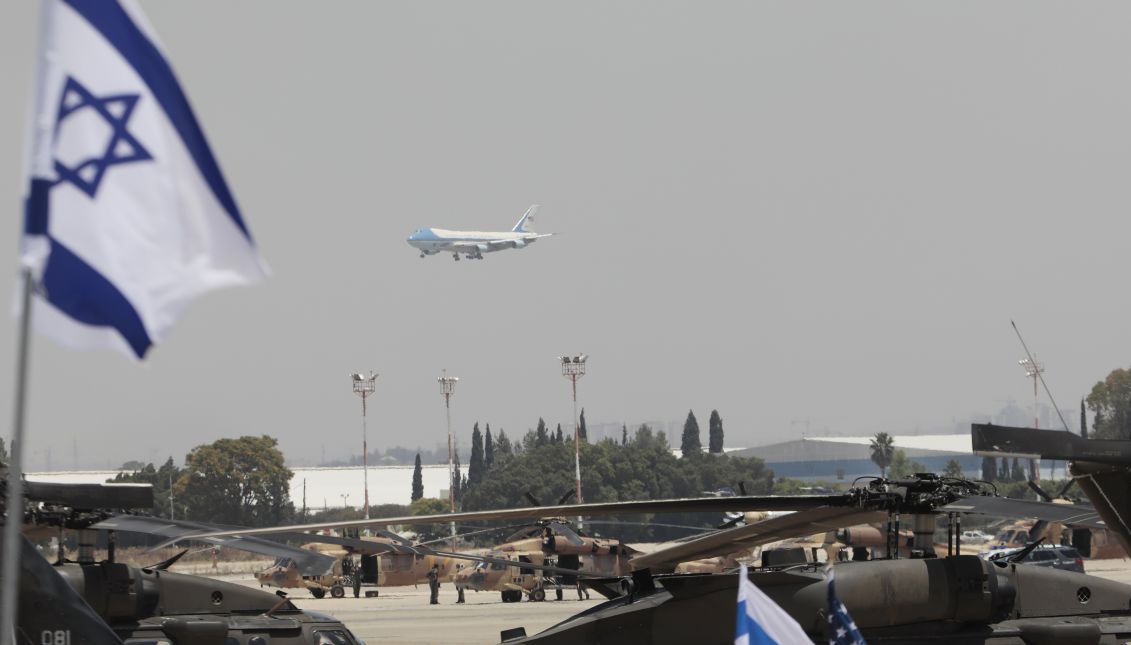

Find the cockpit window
[[313, 631, 355, 645]]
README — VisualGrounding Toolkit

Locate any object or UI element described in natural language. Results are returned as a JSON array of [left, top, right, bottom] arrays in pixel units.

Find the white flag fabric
[[735, 564, 811, 645], [20, 0, 266, 359]]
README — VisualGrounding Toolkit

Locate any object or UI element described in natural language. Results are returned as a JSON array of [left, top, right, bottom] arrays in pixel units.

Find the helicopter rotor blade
[[1027, 480, 1053, 503], [1055, 479, 1076, 499], [547, 520, 586, 546], [146, 548, 189, 571]]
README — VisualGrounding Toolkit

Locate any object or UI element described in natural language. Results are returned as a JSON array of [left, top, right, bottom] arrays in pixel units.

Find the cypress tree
[[1081, 398, 1088, 439], [621, 424, 628, 446], [452, 450, 463, 505], [496, 429, 513, 455], [484, 425, 495, 470], [980, 456, 996, 482], [535, 418, 549, 446], [680, 410, 701, 456], [468, 423, 484, 487], [555, 424, 563, 443], [708, 409, 724, 453], [579, 409, 588, 443], [411, 453, 424, 501]]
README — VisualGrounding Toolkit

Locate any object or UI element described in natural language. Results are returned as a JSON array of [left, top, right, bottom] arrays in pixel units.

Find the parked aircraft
[[406, 204, 552, 260], [174, 470, 1121, 644], [453, 520, 635, 602], [255, 533, 460, 598]]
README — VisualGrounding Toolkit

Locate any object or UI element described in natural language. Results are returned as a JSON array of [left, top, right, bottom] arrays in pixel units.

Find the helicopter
[[495, 467, 1127, 644], [173, 458, 1125, 644], [8, 477, 367, 644], [252, 531, 461, 598], [453, 518, 637, 602]]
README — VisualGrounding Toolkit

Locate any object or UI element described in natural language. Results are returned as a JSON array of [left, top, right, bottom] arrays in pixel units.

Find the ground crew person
[[427, 563, 441, 605], [352, 560, 362, 598]]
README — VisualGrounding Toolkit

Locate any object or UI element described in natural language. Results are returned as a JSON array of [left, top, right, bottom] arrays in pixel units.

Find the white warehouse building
[[26, 464, 453, 511]]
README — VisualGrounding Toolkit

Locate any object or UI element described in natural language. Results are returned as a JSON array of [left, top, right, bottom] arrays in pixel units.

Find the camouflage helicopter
[[453, 518, 636, 602], [10, 479, 367, 644], [97, 514, 466, 599], [252, 530, 462, 598]]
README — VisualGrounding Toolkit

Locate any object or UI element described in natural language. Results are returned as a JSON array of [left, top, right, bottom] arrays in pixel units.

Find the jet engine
[[511, 239, 527, 249]]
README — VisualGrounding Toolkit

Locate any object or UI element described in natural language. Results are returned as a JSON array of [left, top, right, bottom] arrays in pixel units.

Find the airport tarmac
[[214, 558, 1131, 644], [218, 574, 601, 644]]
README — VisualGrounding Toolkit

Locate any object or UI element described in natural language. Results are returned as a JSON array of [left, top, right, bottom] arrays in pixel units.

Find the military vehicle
[[254, 534, 461, 598], [177, 465, 1131, 644], [9, 478, 366, 644], [453, 519, 635, 602]]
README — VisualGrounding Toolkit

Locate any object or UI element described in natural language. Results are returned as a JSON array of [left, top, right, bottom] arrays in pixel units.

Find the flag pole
[[1, 268, 35, 644]]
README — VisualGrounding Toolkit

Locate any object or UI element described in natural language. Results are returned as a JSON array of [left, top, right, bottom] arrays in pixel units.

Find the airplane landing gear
[[452, 253, 460, 261]]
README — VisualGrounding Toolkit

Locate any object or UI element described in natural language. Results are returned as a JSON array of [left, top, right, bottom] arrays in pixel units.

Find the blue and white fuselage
[[406, 205, 552, 260]]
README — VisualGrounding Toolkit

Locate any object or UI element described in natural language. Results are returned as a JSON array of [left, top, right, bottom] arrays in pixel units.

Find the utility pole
[[438, 370, 459, 546], [1019, 357, 1044, 482], [351, 371, 378, 519], [559, 354, 588, 526]]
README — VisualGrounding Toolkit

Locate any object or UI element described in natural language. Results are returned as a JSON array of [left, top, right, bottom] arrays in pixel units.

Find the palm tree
[[870, 432, 895, 477]]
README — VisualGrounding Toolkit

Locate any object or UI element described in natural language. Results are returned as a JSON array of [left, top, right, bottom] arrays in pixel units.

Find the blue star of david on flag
[[52, 75, 152, 198], [827, 567, 867, 645], [20, 0, 267, 360]]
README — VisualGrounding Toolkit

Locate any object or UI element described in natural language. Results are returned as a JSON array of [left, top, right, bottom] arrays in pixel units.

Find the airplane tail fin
[[512, 204, 540, 232]]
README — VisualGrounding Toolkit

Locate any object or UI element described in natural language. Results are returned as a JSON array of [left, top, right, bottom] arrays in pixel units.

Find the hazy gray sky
[[2, 2, 1130, 469]]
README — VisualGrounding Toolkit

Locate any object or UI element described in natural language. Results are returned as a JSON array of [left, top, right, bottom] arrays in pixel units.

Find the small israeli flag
[[736, 564, 811, 645], [20, 0, 266, 359]]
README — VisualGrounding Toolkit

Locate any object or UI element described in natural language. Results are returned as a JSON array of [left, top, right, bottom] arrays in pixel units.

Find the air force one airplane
[[406, 205, 553, 260]]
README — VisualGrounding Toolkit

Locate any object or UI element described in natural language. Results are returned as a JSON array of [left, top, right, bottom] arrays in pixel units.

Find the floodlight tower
[[559, 354, 588, 516], [438, 370, 459, 545], [1019, 357, 1044, 481], [351, 371, 378, 520]]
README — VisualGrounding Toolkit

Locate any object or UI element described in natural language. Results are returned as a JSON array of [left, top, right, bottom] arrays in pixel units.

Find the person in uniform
[[427, 563, 441, 605], [352, 558, 362, 598], [576, 581, 589, 600]]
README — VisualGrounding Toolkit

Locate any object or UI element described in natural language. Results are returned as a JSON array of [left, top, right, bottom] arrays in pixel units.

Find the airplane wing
[[628, 507, 887, 573], [93, 515, 337, 576]]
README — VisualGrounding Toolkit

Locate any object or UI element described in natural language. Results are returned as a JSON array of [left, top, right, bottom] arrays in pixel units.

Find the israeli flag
[[20, 0, 266, 359], [736, 564, 811, 645]]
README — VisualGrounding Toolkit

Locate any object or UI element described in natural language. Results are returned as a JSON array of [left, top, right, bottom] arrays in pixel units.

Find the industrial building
[[730, 434, 980, 481], [26, 464, 452, 511]]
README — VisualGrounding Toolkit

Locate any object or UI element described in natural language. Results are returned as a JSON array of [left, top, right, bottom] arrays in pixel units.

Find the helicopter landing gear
[[529, 587, 546, 602], [310, 588, 326, 599], [330, 585, 345, 599], [501, 590, 522, 603], [452, 253, 460, 261]]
